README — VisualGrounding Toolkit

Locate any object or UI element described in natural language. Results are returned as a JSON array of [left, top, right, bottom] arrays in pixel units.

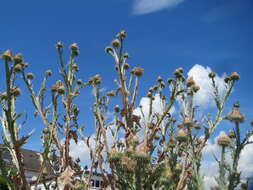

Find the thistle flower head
[[11, 87, 21, 97], [157, 76, 163, 83], [105, 46, 113, 54], [13, 64, 23, 73], [230, 72, 240, 81], [167, 78, 175, 84], [72, 63, 79, 72], [26, 73, 35, 80], [114, 105, 120, 113], [224, 76, 231, 83], [174, 67, 183, 78], [14, 53, 23, 64], [225, 102, 244, 123], [56, 41, 63, 50], [70, 43, 79, 56], [52, 80, 65, 94], [192, 85, 200, 93], [217, 134, 231, 147], [117, 30, 127, 39], [106, 90, 116, 97], [2, 49, 13, 62], [123, 53, 129, 59], [124, 63, 130, 70], [183, 117, 194, 128], [175, 129, 188, 142], [228, 130, 236, 139], [187, 77, 195, 87], [45, 69, 52, 76], [132, 67, 144, 77], [208, 72, 216, 79], [112, 39, 121, 48]]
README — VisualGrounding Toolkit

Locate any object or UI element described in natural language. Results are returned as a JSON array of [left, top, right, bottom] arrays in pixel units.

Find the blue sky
[[0, 0, 253, 186]]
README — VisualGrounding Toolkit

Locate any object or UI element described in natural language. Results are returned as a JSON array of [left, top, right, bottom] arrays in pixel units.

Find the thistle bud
[[123, 63, 130, 70], [147, 92, 152, 98], [224, 76, 231, 83], [72, 63, 79, 72], [56, 42, 63, 50], [153, 85, 158, 91], [114, 105, 120, 113], [228, 130, 236, 139], [123, 53, 129, 59], [112, 39, 121, 48], [13, 64, 23, 73], [0, 92, 7, 100], [52, 80, 65, 94], [168, 137, 176, 148], [183, 117, 194, 127], [217, 134, 231, 147], [176, 129, 188, 142], [167, 78, 175, 84], [225, 102, 244, 123], [230, 72, 240, 81], [11, 87, 21, 97], [160, 81, 165, 88], [157, 76, 163, 83], [106, 90, 115, 97], [76, 79, 82, 85], [14, 53, 23, 64], [192, 85, 200, 93], [174, 68, 183, 78], [208, 72, 216, 79], [117, 30, 127, 39], [132, 67, 144, 77], [26, 73, 35, 80], [45, 70, 52, 76], [105, 46, 113, 54], [187, 77, 195, 87], [2, 49, 13, 62], [70, 43, 79, 56]]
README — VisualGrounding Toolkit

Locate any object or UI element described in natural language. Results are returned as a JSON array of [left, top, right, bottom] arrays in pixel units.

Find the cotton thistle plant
[[86, 30, 243, 190], [22, 42, 88, 189], [214, 102, 253, 190], [0, 30, 250, 190], [0, 50, 33, 190]]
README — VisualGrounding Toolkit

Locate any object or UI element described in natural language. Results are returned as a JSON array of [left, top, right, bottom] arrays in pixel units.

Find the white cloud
[[201, 132, 253, 189], [187, 64, 226, 108], [132, 0, 184, 15], [133, 93, 175, 121]]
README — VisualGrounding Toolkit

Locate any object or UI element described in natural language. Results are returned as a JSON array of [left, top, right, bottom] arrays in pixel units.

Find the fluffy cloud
[[201, 132, 253, 189], [133, 93, 175, 121], [187, 64, 226, 108], [132, 0, 184, 15]]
